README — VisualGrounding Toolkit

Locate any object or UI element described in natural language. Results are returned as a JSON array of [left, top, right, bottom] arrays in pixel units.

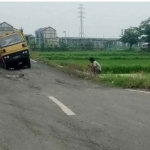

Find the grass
[[31, 51, 150, 90], [99, 74, 150, 90]]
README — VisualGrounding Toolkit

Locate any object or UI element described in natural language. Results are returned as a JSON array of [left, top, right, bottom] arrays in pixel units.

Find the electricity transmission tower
[[78, 4, 85, 38]]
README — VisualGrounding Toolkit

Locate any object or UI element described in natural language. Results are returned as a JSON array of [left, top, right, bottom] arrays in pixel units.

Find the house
[[35, 26, 59, 48], [0, 22, 17, 35]]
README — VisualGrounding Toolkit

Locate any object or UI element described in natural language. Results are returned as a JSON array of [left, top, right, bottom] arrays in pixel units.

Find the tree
[[139, 17, 150, 48], [120, 27, 139, 49], [84, 40, 94, 50], [103, 40, 114, 50], [59, 42, 68, 51], [25, 35, 36, 47]]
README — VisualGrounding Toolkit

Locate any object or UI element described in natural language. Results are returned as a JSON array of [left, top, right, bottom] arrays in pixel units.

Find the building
[[59, 37, 121, 49], [0, 22, 17, 35], [35, 27, 59, 48]]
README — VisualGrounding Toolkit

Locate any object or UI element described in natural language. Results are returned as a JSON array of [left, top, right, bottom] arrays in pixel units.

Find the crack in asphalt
[[55, 79, 102, 89]]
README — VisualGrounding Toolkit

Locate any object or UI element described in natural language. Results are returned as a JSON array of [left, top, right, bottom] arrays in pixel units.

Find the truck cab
[[0, 30, 31, 69]]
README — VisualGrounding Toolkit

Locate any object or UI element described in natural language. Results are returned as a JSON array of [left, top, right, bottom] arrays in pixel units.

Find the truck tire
[[2, 58, 9, 70], [27, 57, 31, 68], [5, 63, 9, 70]]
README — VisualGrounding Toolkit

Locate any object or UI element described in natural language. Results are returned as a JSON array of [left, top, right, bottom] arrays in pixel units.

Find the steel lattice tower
[[78, 4, 85, 38]]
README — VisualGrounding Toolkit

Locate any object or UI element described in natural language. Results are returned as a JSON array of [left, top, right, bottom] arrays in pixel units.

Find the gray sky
[[0, 2, 150, 38]]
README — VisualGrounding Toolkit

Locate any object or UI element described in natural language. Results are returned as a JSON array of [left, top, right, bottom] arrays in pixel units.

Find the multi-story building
[[35, 27, 59, 48], [0, 22, 17, 35]]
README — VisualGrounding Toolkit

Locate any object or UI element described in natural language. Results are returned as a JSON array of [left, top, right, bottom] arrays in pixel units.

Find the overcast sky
[[0, 2, 150, 38]]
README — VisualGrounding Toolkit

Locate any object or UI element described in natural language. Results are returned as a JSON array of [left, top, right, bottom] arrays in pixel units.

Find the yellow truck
[[0, 29, 31, 69]]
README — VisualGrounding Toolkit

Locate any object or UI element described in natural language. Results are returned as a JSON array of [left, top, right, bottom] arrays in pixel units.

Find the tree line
[[120, 17, 150, 50]]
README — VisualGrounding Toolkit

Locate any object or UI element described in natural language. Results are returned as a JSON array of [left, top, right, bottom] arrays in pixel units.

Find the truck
[[0, 29, 31, 69]]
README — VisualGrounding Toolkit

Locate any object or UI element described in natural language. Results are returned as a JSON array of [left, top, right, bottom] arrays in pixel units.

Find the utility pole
[[121, 29, 124, 36], [78, 4, 85, 38], [63, 31, 67, 44]]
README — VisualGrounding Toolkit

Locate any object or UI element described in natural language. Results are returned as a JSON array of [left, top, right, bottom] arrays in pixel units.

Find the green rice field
[[31, 51, 150, 74]]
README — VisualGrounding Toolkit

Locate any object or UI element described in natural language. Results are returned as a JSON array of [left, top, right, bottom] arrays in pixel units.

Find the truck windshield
[[0, 34, 24, 48]]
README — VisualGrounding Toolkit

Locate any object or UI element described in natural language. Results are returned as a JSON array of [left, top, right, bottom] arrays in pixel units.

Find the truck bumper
[[3, 50, 30, 64]]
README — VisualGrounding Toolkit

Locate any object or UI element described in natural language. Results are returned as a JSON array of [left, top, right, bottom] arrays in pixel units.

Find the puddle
[[5, 74, 24, 79]]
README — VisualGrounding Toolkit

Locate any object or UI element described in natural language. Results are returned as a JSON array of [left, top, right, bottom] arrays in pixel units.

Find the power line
[[78, 4, 85, 38]]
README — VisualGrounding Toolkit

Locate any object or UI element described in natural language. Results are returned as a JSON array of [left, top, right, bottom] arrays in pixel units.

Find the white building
[[35, 27, 59, 48], [0, 22, 17, 36]]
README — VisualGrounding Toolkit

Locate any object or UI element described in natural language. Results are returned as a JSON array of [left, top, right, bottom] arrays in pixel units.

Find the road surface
[[0, 60, 150, 150]]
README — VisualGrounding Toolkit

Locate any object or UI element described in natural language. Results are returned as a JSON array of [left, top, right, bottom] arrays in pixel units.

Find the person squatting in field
[[88, 57, 102, 75]]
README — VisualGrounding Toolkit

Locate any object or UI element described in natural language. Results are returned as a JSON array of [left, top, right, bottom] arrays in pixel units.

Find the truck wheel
[[27, 57, 31, 68], [4, 62, 9, 70], [2, 58, 9, 70]]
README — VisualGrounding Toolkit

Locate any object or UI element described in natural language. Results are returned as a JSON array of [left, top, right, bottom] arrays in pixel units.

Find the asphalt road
[[0, 60, 150, 150]]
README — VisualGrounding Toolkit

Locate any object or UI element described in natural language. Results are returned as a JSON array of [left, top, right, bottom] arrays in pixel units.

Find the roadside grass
[[31, 51, 150, 90], [99, 73, 150, 90]]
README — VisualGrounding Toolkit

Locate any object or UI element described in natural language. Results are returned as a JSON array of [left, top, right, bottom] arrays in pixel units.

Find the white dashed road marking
[[126, 89, 150, 94], [30, 59, 37, 63], [48, 96, 76, 116]]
